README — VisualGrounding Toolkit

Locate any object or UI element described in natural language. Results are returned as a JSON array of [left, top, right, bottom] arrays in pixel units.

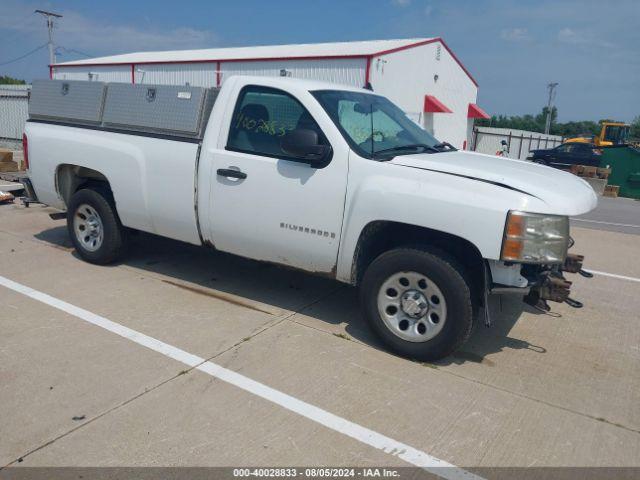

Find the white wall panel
[[220, 58, 367, 88], [369, 41, 478, 149], [473, 127, 563, 160], [134, 63, 216, 87], [0, 85, 29, 140], [53, 65, 131, 83]]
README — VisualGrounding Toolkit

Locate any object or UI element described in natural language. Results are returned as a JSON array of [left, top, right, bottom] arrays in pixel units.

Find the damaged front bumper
[[487, 248, 592, 319], [521, 253, 592, 311]]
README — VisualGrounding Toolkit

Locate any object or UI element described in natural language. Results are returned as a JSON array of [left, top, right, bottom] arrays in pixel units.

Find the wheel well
[[352, 221, 486, 305], [56, 164, 112, 207]]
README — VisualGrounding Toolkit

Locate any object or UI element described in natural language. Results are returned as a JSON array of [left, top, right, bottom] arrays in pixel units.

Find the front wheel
[[360, 247, 474, 361], [67, 188, 128, 264]]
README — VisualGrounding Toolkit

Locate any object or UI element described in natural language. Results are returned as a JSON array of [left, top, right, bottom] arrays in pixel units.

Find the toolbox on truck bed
[[29, 79, 219, 140]]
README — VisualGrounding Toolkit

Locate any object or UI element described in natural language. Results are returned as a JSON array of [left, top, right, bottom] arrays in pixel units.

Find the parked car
[[527, 142, 601, 168], [23, 76, 597, 361]]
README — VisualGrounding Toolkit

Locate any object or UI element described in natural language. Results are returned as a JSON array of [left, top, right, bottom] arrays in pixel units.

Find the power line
[[57, 46, 94, 58], [0, 43, 48, 66]]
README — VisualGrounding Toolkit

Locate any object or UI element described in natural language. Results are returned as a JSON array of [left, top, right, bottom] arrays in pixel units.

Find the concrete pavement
[[1, 202, 639, 471]]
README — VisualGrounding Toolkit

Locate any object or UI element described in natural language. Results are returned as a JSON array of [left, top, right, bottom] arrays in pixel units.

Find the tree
[[631, 116, 640, 140], [0, 75, 26, 85], [477, 107, 604, 138]]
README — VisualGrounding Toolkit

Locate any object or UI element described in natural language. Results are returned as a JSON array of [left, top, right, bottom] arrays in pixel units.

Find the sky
[[1, 0, 638, 122]]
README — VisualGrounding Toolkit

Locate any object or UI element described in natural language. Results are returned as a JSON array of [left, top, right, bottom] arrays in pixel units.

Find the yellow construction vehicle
[[565, 122, 630, 147]]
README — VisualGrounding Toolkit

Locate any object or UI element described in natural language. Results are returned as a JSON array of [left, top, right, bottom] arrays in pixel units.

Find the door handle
[[217, 168, 247, 179]]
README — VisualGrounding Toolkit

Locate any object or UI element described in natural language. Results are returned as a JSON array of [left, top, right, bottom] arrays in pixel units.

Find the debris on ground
[[0, 191, 15, 203]]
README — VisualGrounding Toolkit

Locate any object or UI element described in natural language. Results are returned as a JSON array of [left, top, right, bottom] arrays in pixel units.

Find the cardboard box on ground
[[0, 149, 21, 172]]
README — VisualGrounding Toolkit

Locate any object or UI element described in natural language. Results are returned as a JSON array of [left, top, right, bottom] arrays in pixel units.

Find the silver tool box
[[29, 80, 219, 140], [29, 79, 107, 125]]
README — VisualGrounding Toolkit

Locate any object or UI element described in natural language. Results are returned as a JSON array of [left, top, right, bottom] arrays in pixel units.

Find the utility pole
[[35, 10, 63, 66], [544, 82, 559, 135]]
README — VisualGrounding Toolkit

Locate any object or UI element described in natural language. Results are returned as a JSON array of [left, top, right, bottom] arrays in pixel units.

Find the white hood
[[391, 150, 598, 216]]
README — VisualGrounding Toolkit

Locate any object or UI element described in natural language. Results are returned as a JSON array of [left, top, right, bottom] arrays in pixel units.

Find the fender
[[335, 154, 552, 283]]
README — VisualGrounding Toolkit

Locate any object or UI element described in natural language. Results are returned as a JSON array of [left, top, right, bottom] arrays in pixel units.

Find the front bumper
[[520, 253, 589, 311], [488, 251, 590, 312]]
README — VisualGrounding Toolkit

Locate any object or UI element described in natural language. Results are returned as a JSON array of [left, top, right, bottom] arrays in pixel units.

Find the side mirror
[[280, 128, 332, 167]]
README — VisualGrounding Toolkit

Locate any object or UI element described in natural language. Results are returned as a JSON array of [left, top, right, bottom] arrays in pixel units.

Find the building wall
[[51, 45, 476, 147], [0, 85, 30, 141], [134, 63, 216, 87], [369, 41, 478, 149], [220, 58, 367, 87], [52, 65, 131, 83]]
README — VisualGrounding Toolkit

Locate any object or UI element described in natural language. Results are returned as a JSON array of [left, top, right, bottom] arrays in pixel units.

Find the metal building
[[51, 38, 489, 148], [0, 85, 30, 146]]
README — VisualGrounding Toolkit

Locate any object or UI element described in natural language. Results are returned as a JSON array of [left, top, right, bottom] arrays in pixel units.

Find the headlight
[[501, 211, 569, 263]]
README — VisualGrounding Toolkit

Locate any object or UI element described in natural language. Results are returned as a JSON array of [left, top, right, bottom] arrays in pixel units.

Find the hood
[[390, 150, 597, 216]]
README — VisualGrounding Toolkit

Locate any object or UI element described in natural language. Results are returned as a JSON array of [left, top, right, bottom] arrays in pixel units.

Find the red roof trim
[[50, 37, 478, 87], [435, 38, 478, 87], [424, 95, 452, 113], [467, 103, 489, 119]]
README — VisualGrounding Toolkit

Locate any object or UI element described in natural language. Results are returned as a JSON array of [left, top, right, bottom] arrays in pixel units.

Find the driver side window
[[226, 85, 328, 160]]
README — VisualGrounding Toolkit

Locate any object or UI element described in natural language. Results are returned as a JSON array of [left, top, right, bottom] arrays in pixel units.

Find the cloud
[[557, 27, 615, 48], [0, 0, 217, 60], [500, 28, 530, 41], [391, 0, 411, 6], [58, 12, 217, 54], [424, 5, 434, 16], [557, 27, 584, 44]]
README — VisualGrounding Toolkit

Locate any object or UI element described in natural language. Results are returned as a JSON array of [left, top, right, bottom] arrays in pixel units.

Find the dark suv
[[527, 143, 601, 168]]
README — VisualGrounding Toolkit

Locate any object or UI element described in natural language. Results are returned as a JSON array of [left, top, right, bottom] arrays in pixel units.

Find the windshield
[[312, 90, 445, 159], [603, 125, 630, 144]]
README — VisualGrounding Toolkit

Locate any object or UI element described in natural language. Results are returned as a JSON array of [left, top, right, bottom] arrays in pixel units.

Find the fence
[[471, 126, 563, 160], [0, 85, 30, 148]]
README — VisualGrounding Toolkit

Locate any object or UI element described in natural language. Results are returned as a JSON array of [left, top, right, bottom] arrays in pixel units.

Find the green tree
[[477, 107, 610, 138], [0, 75, 26, 85], [630, 116, 640, 140]]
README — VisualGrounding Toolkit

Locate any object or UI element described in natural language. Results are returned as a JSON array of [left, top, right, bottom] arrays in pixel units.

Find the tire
[[533, 158, 547, 165], [360, 247, 473, 361], [66, 188, 128, 264]]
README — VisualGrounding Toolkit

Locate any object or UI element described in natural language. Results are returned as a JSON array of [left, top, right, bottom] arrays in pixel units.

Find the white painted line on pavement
[[585, 270, 640, 283], [0, 274, 481, 480], [572, 218, 640, 229]]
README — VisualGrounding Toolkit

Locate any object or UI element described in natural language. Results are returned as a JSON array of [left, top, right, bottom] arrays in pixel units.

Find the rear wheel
[[360, 247, 473, 361], [67, 188, 127, 264]]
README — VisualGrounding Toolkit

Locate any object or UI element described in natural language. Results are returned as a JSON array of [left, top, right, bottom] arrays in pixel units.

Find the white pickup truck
[[23, 76, 597, 360]]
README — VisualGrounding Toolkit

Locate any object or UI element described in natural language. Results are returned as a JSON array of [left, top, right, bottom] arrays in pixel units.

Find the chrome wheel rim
[[73, 204, 104, 252], [376, 271, 447, 342]]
